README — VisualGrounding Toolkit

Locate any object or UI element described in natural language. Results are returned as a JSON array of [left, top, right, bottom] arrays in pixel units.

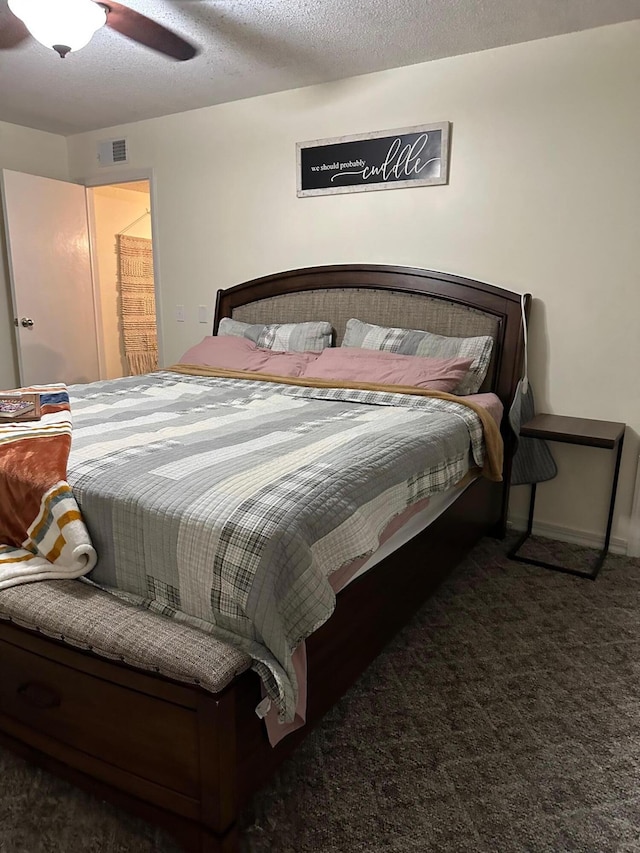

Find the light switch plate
[[176, 305, 185, 322], [198, 305, 208, 324]]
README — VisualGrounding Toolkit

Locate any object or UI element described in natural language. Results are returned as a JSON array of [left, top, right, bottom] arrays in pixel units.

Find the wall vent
[[97, 138, 128, 167]]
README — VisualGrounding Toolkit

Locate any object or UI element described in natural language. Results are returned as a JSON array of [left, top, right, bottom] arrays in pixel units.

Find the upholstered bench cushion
[[0, 579, 251, 693]]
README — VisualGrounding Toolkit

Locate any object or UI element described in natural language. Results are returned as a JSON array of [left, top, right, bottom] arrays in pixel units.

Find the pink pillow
[[301, 347, 474, 392], [179, 335, 320, 377]]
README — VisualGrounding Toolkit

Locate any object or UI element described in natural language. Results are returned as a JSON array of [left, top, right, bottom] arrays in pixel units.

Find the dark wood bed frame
[[0, 264, 529, 852]]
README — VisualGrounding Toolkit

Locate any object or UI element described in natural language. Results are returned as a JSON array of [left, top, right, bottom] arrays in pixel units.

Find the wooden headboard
[[214, 263, 530, 412]]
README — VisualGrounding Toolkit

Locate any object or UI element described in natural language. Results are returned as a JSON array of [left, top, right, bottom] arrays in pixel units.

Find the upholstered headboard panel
[[230, 288, 499, 345]]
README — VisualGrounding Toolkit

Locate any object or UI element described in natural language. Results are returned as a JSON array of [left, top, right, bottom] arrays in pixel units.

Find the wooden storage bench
[[0, 577, 251, 852]]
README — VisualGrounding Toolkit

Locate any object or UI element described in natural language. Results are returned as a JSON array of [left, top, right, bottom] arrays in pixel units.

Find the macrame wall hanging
[[116, 234, 159, 376]]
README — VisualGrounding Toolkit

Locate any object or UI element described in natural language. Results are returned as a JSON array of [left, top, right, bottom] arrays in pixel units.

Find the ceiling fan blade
[[0, 9, 30, 49], [101, 1, 198, 61]]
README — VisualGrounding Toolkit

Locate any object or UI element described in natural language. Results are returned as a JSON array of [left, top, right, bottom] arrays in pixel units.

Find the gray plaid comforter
[[67, 370, 492, 720]]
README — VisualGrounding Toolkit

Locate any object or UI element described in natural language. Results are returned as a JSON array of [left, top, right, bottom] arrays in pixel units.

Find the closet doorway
[[88, 180, 159, 380]]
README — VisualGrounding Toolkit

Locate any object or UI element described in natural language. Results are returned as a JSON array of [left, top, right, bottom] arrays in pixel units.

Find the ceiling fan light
[[8, 0, 107, 56]]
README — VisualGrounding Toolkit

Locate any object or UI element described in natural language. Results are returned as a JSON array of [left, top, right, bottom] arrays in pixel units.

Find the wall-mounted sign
[[296, 122, 450, 198]]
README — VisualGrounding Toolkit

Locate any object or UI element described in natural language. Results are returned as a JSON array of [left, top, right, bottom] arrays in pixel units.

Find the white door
[[1, 169, 100, 386]]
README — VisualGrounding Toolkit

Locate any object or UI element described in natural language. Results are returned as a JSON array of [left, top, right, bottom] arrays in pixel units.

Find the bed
[[0, 264, 529, 853]]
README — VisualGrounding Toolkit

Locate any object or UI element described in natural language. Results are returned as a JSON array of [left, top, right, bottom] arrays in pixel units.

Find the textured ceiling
[[1, 0, 639, 136]]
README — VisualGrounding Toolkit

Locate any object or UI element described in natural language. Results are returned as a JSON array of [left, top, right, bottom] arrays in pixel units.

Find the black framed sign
[[296, 122, 450, 198]]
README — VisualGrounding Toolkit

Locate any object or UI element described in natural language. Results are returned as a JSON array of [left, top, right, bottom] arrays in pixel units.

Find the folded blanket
[[0, 385, 97, 590]]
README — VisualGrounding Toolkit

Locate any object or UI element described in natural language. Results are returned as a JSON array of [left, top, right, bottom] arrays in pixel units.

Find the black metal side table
[[508, 413, 625, 580]]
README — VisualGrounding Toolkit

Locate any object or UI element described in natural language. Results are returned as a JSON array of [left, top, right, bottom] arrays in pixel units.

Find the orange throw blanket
[[0, 385, 96, 590]]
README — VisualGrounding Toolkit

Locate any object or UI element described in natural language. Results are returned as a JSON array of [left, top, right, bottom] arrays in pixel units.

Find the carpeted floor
[[2, 535, 640, 853]]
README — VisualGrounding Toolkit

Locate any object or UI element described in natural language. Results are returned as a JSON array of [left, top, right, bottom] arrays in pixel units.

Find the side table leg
[[603, 434, 625, 555], [507, 483, 537, 559], [590, 432, 625, 578]]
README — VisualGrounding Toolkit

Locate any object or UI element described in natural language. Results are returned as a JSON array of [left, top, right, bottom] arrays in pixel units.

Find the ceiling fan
[[4, 0, 198, 60]]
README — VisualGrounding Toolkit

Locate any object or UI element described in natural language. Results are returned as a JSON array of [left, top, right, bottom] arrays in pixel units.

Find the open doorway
[[88, 180, 158, 380]]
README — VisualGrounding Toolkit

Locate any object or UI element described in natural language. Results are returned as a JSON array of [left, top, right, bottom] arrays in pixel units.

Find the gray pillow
[[341, 318, 493, 395], [218, 318, 332, 352]]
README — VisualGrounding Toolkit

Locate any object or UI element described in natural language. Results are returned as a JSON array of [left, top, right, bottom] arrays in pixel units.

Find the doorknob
[[20, 317, 34, 328]]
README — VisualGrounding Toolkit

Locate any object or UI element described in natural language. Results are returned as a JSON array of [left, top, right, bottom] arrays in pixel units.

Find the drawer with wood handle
[[0, 635, 201, 805]]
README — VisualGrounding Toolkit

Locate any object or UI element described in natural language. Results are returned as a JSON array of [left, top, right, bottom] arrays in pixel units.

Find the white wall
[[0, 122, 69, 390], [67, 22, 640, 548], [90, 184, 152, 379]]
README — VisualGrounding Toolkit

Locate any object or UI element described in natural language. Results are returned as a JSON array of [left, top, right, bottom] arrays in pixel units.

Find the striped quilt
[[0, 387, 97, 589], [66, 369, 502, 721]]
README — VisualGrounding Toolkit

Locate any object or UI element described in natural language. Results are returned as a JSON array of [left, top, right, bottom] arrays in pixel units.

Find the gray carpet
[[2, 535, 640, 853]]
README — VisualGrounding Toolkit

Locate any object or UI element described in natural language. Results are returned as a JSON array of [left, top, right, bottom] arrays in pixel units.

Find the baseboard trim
[[627, 459, 640, 558], [507, 518, 628, 556]]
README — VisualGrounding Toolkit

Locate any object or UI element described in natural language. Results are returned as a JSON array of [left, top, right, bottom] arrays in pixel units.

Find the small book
[[0, 393, 41, 422]]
